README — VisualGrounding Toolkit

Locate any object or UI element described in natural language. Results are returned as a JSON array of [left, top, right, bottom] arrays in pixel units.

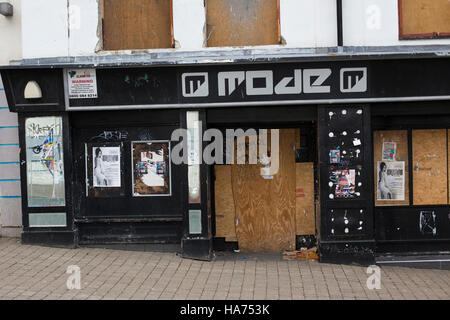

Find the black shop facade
[[2, 55, 450, 265]]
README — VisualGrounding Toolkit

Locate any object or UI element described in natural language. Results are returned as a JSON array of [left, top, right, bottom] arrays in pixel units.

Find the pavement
[[0, 238, 449, 300]]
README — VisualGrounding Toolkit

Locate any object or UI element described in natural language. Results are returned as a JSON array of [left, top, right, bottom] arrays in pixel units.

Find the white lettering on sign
[[218, 71, 245, 96], [183, 67, 367, 98], [303, 69, 332, 93], [275, 69, 302, 95], [246, 71, 274, 96]]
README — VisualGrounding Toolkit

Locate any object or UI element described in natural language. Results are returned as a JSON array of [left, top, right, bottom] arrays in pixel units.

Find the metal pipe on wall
[[337, 0, 343, 47]]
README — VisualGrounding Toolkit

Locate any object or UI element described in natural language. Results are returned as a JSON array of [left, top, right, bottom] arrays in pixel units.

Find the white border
[[65, 96, 450, 111]]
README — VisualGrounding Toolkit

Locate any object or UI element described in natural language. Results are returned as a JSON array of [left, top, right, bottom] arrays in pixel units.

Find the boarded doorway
[[214, 128, 316, 251]]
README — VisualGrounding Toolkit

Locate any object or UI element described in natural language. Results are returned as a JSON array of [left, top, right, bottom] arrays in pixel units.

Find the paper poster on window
[[67, 68, 98, 99], [132, 141, 171, 196], [330, 169, 356, 198], [377, 161, 405, 201], [382, 142, 397, 161], [92, 147, 121, 187], [25, 116, 65, 207]]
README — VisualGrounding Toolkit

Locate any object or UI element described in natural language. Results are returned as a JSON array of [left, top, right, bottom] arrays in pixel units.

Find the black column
[[318, 105, 375, 265]]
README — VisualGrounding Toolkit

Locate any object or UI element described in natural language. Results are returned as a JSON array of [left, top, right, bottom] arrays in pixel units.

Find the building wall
[[172, 0, 206, 49], [0, 0, 22, 237], [0, 76, 22, 237], [22, 0, 68, 59], [69, 0, 100, 56], [343, 0, 450, 46], [19, 0, 450, 60], [0, 0, 22, 65], [280, 0, 337, 48]]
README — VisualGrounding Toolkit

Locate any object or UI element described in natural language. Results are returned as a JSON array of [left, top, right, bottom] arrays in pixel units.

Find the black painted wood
[[372, 112, 450, 252], [70, 110, 185, 244], [318, 105, 375, 264], [1, 69, 65, 112], [18, 112, 76, 246]]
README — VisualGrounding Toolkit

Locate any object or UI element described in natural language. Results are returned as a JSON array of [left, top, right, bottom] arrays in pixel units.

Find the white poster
[[93, 147, 121, 187], [67, 69, 98, 99], [377, 161, 405, 201]]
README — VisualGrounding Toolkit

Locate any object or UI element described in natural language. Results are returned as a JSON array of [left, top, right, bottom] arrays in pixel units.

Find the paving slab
[[0, 238, 449, 300]]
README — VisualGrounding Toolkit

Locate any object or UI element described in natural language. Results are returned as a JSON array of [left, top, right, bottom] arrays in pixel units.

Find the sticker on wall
[[329, 169, 356, 198], [419, 211, 437, 236], [329, 150, 341, 164], [352, 138, 361, 146], [132, 141, 171, 196], [377, 161, 405, 201], [382, 142, 397, 161], [92, 146, 121, 187], [67, 69, 98, 99]]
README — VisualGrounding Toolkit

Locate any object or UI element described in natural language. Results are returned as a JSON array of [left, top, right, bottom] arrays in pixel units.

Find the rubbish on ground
[[283, 247, 318, 261]]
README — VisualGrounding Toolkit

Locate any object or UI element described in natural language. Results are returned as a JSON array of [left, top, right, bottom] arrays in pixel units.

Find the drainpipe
[[336, 0, 343, 52]]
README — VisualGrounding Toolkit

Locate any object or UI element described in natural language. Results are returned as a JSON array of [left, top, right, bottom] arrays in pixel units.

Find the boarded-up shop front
[[1, 56, 449, 264], [372, 110, 450, 254], [212, 128, 316, 252]]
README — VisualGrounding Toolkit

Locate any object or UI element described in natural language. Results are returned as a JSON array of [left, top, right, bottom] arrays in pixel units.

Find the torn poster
[[132, 141, 171, 196], [330, 169, 356, 198]]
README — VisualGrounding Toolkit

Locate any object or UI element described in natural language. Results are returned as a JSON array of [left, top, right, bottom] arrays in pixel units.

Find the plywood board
[[103, 0, 173, 50], [400, 0, 450, 37], [214, 165, 237, 239], [206, 0, 279, 47], [295, 162, 315, 235], [412, 129, 448, 205], [448, 129, 450, 204], [373, 130, 410, 206], [232, 129, 296, 251]]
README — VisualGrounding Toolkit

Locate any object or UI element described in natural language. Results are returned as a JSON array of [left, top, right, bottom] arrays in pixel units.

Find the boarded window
[[399, 0, 450, 39], [448, 129, 450, 203], [206, 0, 280, 47], [102, 0, 173, 50], [295, 162, 315, 235], [373, 130, 409, 206], [412, 129, 448, 205]]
